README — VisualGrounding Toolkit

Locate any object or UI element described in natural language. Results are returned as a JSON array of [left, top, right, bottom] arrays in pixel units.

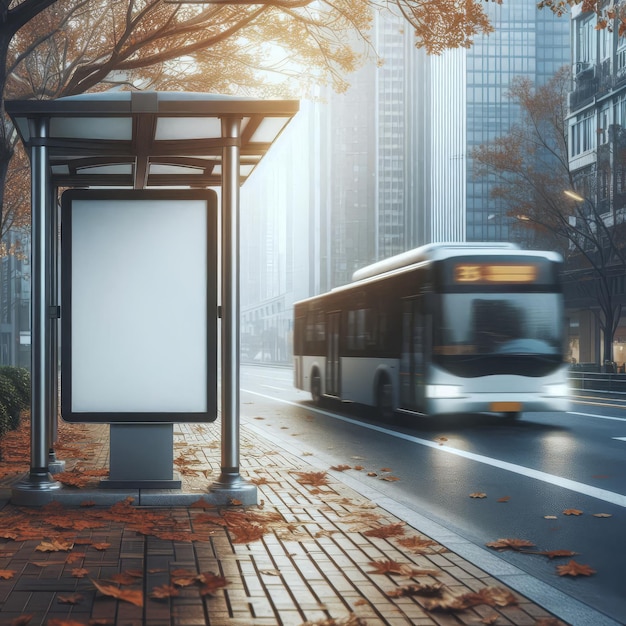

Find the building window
[[570, 111, 596, 158], [618, 38, 626, 76], [573, 15, 596, 75], [600, 22, 612, 60], [599, 105, 610, 145], [574, 15, 596, 66]]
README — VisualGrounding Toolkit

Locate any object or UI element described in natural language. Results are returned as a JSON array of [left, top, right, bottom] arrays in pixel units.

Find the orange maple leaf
[[292, 471, 329, 486], [556, 560, 596, 577], [396, 535, 443, 553], [150, 584, 180, 599], [387, 582, 443, 598], [537, 550, 579, 560], [0, 570, 15, 580], [381, 475, 400, 482], [71, 568, 90, 578], [57, 593, 84, 605], [486, 538, 535, 551], [190, 498, 215, 510], [363, 522, 405, 538], [35, 539, 74, 552], [109, 571, 142, 585], [470, 492, 487, 499], [368, 560, 440, 577], [197, 572, 229, 596], [171, 569, 198, 587], [66, 552, 87, 564], [91, 579, 144, 606], [368, 560, 413, 575], [425, 585, 518, 611], [330, 464, 351, 471], [562, 508, 583, 516]]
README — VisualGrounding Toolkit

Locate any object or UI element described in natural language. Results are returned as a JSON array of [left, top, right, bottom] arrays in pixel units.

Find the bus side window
[[305, 309, 325, 354]]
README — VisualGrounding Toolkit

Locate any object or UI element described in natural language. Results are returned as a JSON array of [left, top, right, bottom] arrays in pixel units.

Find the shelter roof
[[6, 91, 299, 189]]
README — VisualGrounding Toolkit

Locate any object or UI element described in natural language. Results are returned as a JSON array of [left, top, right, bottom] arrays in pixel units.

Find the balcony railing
[[568, 75, 599, 110], [569, 369, 626, 394]]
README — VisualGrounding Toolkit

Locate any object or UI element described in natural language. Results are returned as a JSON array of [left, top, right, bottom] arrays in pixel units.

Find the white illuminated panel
[[51, 117, 132, 140], [61, 190, 217, 422]]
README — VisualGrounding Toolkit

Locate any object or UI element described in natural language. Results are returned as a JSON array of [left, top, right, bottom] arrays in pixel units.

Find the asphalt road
[[240, 364, 626, 625]]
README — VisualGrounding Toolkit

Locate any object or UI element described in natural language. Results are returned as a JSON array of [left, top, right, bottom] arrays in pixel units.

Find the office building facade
[[463, 1, 571, 242], [240, 3, 571, 363], [563, 3, 626, 367]]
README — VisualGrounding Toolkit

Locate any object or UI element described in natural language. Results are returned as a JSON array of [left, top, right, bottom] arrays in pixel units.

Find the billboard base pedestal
[[102, 423, 181, 490]]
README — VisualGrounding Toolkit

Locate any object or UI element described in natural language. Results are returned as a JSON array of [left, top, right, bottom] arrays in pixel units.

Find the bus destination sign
[[454, 263, 538, 284]]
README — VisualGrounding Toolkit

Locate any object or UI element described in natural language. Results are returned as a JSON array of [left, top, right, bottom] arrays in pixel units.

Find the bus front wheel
[[376, 377, 394, 421], [311, 372, 322, 405]]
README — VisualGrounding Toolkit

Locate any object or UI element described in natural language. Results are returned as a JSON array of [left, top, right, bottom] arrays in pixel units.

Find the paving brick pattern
[[0, 420, 568, 626]]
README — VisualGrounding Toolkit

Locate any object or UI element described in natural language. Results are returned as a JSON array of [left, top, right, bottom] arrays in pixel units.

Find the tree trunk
[[603, 308, 615, 371]]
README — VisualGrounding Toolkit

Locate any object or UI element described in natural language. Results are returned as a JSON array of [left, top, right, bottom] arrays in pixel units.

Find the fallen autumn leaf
[[562, 508, 583, 516], [91, 579, 144, 607], [556, 560, 596, 577]]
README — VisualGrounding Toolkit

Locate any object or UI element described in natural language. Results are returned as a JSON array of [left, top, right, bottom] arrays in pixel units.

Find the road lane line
[[244, 389, 626, 509], [569, 411, 626, 422]]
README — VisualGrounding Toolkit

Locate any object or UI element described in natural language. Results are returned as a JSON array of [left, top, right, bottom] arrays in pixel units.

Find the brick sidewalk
[[0, 419, 570, 625]]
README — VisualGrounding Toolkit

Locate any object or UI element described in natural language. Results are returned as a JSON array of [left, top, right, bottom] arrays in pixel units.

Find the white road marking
[[569, 411, 626, 422], [613, 437, 626, 441], [243, 389, 626, 509]]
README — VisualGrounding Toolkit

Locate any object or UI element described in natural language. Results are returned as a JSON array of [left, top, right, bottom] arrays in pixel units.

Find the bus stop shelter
[[6, 91, 299, 505]]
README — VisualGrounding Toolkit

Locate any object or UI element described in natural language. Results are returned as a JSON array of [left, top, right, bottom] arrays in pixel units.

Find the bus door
[[326, 311, 341, 397], [400, 297, 427, 412]]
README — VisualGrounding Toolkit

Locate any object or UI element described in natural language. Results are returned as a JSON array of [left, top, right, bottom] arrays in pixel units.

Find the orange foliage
[[556, 560, 597, 577]]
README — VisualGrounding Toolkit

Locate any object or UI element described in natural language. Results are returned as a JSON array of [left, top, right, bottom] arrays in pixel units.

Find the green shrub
[[0, 366, 30, 407], [0, 371, 28, 431], [0, 402, 9, 438]]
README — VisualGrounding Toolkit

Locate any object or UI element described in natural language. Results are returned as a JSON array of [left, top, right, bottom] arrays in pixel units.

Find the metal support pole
[[48, 186, 64, 473], [12, 117, 60, 504], [210, 116, 256, 503]]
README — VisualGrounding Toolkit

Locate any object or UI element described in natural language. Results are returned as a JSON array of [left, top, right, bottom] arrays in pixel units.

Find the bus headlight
[[426, 384, 463, 399], [543, 383, 570, 397]]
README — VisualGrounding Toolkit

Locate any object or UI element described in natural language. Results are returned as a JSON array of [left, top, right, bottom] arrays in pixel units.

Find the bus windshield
[[433, 293, 563, 375]]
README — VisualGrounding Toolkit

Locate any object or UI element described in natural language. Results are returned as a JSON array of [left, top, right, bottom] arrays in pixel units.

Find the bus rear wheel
[[376, 377, 394, 421], [311, 372, 322, 406]]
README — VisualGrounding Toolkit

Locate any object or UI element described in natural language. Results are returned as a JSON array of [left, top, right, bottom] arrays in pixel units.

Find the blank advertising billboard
[[61, 189, 218, 423]]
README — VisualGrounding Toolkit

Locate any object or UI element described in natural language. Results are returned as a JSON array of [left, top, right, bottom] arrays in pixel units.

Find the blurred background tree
[[472, 66, 626, 364]]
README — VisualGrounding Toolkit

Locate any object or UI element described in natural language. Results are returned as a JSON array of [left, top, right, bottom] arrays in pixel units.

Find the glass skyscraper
[[463, 2, 570, 242]]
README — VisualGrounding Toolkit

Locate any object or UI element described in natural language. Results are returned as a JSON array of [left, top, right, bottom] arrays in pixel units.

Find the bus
[[293, 242, 570, 420]]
